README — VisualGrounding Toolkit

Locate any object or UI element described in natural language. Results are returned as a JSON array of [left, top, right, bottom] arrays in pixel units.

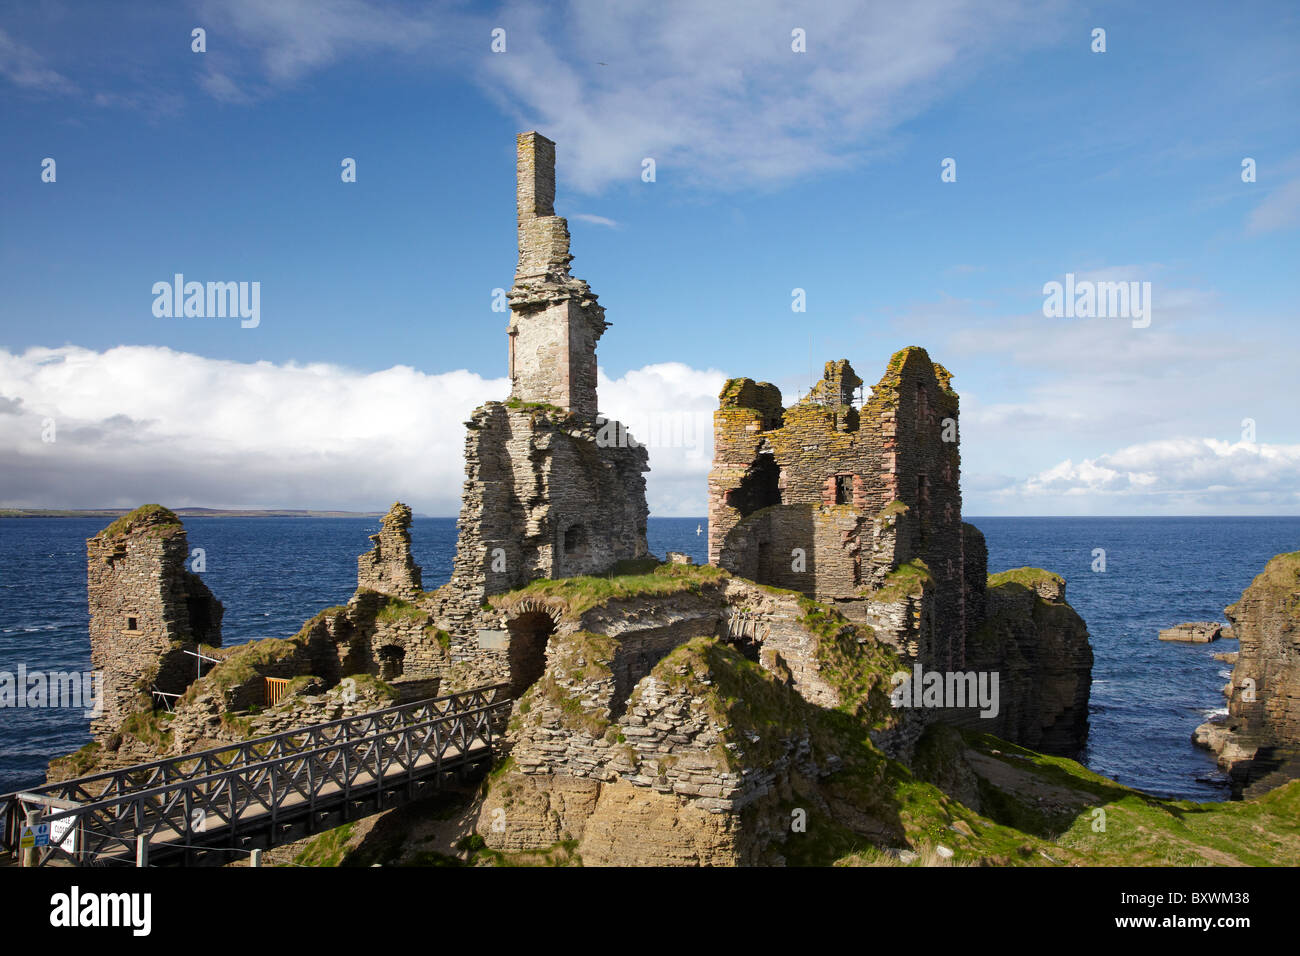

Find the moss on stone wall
[[877, 499, 910, 521], [516, 630, 616, 737], [101, 504, 182, 538], [177, 636, 304, 708], [870, 558, 932, 604], [375, 596, 430, 625], [119, 708, 175, 750], [640, 637, 809, 771], [798, 597, 902, 723]]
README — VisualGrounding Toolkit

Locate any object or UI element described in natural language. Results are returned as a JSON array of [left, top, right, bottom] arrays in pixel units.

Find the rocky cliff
[[1194, 551, 1300, 798], [473, 559, 1092, 865], [958, 567, 1093, 756]]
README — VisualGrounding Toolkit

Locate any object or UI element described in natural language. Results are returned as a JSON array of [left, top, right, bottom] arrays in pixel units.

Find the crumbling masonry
[[86, 506, 223, 742], [441, 131, 650, 620], [63, 134, 1093, 866], [709, 349, 968, 670]]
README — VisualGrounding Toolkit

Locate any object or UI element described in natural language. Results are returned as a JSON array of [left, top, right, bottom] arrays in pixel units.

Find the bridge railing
[[1, 682, 511, 864]]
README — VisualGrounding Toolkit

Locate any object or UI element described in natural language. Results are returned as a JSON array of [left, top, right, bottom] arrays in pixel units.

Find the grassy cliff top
[[1227, 550, 1300, 619], [988, 567, 1064, 592]]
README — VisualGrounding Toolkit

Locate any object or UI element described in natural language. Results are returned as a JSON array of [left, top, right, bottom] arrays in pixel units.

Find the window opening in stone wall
[[564, 523, 588, 556], [126, 616, 138, 631], [834, 474, 854, 505], [377, 645, 406, 681], [916, 382, 928, 430], [917, 474, 929, 543], [728, 452, 781, 517]]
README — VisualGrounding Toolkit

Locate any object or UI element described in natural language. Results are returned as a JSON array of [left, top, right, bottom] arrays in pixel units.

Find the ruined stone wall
[[440, 131, 650, 621], [719, 578, 845, 709], [356, 502, 422, 600], [445, 403, 649, 610], [707, 379, 784, 562], [708, 348, 966, 668], [86, 506, 223, 742], [869, 349, 965, 668], [336, 590, 450, 686]]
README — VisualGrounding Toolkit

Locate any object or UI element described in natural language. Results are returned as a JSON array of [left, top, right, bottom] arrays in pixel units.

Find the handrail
[[0, 682, 512, 863], [31, 698, 508, 863], [1, 682, 509, 802], [41, 697, 508, 821]]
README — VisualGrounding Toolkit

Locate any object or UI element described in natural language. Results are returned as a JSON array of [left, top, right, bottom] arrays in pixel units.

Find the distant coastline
[[0, 508, 387, 519]]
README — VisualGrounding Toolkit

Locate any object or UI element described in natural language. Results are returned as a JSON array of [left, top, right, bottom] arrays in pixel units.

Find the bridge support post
[[136, 834, 149, 868], [250, 848, 263, 868], [20, 809, 39, 868]]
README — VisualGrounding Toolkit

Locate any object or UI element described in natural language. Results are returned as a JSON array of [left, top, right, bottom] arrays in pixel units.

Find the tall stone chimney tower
[[443, 132, 649, 615], [507, 131, 607, 420]]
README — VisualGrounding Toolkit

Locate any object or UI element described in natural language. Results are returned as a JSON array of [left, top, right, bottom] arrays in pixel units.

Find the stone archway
[[506, 604, 560, 697]]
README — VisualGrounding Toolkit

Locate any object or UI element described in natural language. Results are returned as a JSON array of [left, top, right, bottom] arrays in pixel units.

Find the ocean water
[[0, 515, 1295, 800]]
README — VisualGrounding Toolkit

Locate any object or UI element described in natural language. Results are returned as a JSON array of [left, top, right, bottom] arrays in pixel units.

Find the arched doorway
[[507, 611, 556, 696]]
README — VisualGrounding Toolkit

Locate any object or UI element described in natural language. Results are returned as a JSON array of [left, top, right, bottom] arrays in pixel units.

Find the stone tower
[[438, 133, 650, 620], [507, 131, 607, 420], [86, 505, 223, 741]]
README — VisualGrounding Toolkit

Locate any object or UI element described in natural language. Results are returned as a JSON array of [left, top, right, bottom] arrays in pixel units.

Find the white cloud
[[198, 70, 253, 105], [0, 28, 77, 94], [477, 0, 1063, 191], [199, 0, 439, 83], [600, 362, 727, 515], [1001, 437, 1300, 513], [0, 345, 723, 517], [1245, 177, 1300, 235], [572, 213, 619, 228], [191, 0, 1062, 191]]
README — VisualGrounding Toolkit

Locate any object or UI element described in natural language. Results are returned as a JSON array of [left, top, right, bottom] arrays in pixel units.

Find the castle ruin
[[61, 133, 1093, 866], [709, 349, 968, 670], [85, 506, 223, 741]]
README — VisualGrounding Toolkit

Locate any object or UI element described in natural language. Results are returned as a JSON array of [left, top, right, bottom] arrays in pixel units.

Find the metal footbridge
[[0, 683, 511, 866]]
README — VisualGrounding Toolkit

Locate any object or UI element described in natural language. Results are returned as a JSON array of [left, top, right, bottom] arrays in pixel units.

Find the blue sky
[[2, 0, 1298, 516]]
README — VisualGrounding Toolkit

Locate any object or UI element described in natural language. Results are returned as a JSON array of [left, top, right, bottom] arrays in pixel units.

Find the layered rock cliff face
[[1195, 551, 1300, 798], [955, 568, 1093, 756]]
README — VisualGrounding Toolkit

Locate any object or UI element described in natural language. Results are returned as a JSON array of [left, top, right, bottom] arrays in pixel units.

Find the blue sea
[[1, 515, 1296, 801]]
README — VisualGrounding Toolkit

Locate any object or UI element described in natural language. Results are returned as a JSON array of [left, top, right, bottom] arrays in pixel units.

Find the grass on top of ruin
[[491, 561, 728, 617], [100, 503, 183, 538]]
